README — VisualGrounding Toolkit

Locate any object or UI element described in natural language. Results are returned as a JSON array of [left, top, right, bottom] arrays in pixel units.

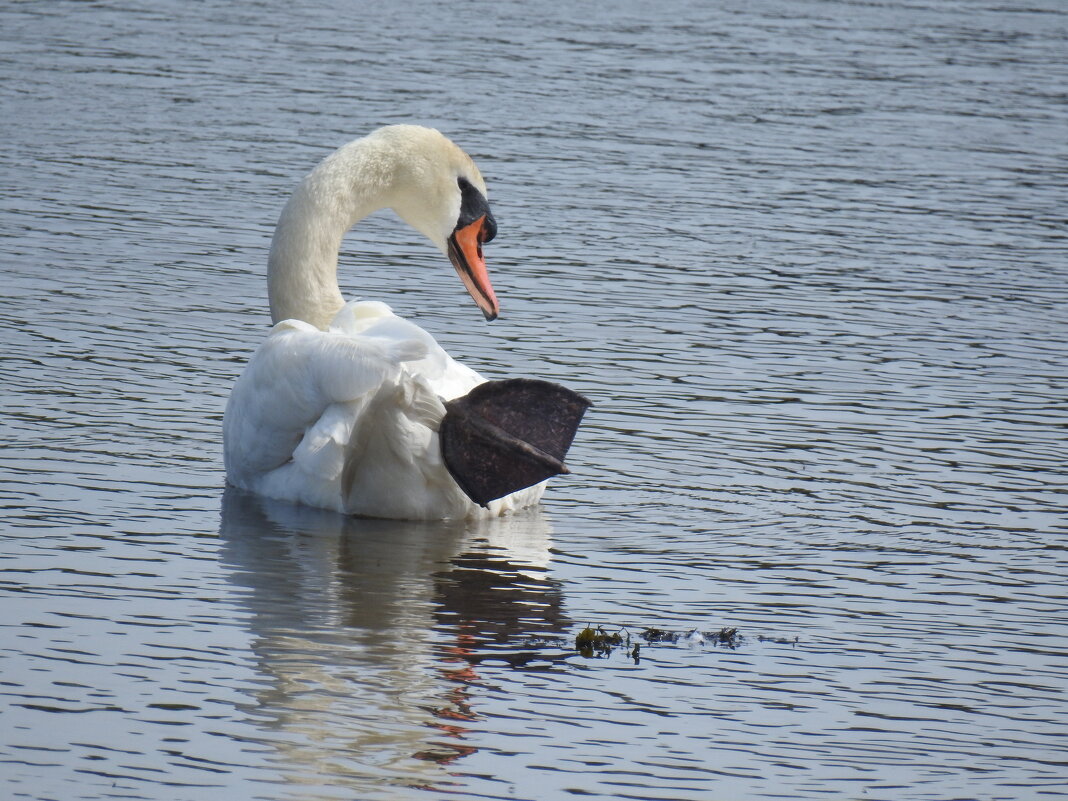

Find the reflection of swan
[[224, 125, 570, 520], [218, 488, 566, 789]]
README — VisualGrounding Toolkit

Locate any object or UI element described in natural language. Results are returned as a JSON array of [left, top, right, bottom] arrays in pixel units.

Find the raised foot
[[440, 378, 592, 507]]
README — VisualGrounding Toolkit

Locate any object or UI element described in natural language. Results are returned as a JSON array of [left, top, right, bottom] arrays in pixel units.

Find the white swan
[[224, 126, 574, 520]]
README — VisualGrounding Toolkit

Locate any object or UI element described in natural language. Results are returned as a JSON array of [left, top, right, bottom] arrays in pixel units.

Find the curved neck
[[267, 146, 393, 330]]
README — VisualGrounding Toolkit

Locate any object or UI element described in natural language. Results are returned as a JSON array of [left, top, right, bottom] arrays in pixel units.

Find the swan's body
[[224, 126, 545, 519]]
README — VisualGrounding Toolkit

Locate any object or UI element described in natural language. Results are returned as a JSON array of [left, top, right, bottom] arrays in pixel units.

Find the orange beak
[[447, 214, 499, 321]]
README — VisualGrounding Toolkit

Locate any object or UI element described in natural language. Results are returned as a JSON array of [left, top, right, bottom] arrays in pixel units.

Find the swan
[[223, 125, 587, 520]]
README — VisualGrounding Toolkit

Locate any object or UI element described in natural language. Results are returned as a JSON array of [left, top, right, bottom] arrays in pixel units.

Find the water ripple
[[3, 0, 1067, 799]]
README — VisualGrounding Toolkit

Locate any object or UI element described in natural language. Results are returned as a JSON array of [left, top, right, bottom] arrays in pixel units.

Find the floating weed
[[441, 626, 783, 668], [573, 625, 751, 661], [575, 626, 627, 659], [640, 626, 742, 649], [757, 634, 800, 646]]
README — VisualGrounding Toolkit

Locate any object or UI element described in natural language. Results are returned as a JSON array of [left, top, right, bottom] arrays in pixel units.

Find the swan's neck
[[267, 146, 391, 330]]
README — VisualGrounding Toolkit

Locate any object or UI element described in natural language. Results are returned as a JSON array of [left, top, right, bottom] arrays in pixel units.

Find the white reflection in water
[[218, 489, 566, 794]]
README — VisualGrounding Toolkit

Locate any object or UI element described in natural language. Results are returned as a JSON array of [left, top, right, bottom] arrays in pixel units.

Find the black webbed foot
[[440, 378, 592, 507]]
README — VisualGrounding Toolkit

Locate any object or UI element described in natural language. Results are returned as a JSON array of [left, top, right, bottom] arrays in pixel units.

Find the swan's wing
[[224, 319, 427, 482], [331, 300, 484, 399], [224, 308, 534, 519]]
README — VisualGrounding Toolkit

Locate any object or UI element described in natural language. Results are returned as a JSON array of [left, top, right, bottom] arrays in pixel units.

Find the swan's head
[[372, 126, 500, 321]]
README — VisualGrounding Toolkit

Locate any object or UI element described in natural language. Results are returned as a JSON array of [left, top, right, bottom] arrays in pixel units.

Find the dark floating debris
[[573, 625, 749, 659], [575, 626, 626, 658], [445, 626, 791, 669], [640, 626, 742, 649], [757, 634, 800, 645]]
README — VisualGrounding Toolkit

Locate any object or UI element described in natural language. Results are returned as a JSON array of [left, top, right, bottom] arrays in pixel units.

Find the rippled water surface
[[2, 1, 1067, 799]]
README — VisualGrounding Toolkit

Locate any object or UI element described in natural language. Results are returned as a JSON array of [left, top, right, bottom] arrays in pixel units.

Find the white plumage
[[223, 127, 545, 519]]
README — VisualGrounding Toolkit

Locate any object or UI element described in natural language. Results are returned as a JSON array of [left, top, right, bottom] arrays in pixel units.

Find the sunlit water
[[2, 1, 1067, 799]]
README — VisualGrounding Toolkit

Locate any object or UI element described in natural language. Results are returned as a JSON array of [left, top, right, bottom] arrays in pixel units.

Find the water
[[2, 0, 1066, 798]]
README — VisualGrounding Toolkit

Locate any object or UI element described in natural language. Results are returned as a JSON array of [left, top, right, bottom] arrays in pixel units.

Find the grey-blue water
[[2, 1, 1066, 799]]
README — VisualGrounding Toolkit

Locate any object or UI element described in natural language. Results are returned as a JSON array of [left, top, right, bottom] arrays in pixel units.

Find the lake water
[[2, 1, 1066, 799]]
